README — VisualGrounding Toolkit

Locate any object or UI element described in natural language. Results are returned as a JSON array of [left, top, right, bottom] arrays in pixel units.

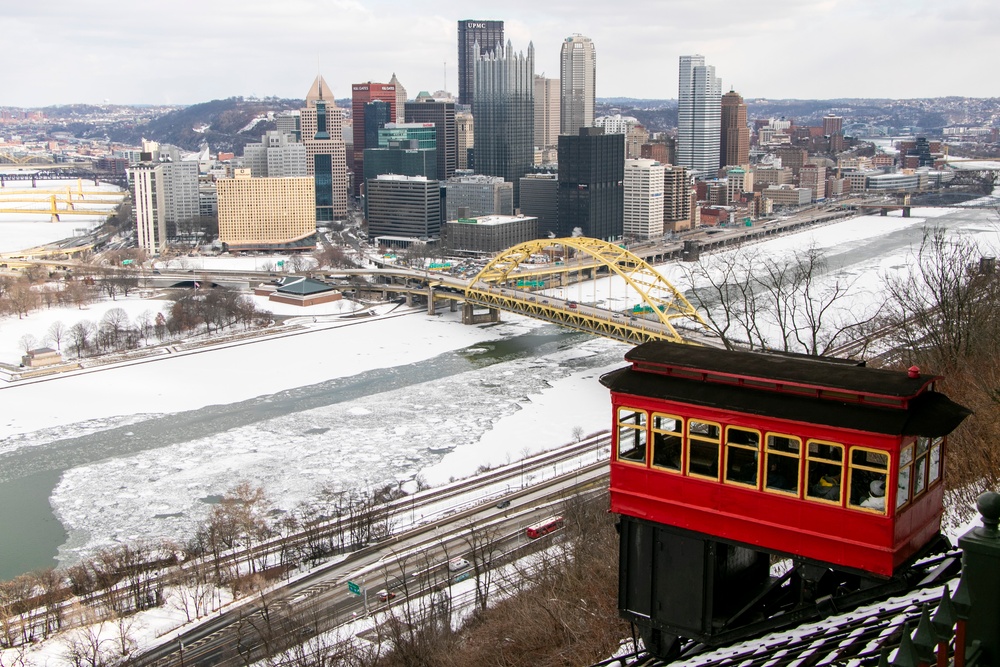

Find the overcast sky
[[2, 0, 996, 107]]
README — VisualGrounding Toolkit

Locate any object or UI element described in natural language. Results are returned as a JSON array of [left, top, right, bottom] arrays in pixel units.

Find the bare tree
[[17, 334, 37, 354], [684, 244, 878, 355], [47, 320, 67, 351], [463, 520, 503, 614], [69, 321, 96, 358], [169, 560, 217, 622], [6, 280, 39, 319]]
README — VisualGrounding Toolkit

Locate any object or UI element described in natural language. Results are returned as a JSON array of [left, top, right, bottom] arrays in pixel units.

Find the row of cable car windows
[[615, 408, 944, 515]]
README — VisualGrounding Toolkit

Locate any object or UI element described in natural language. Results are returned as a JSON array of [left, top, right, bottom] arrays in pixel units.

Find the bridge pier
[[427, 286, 436, 315], [880, 208, 888, 216], [405, 293, 414, 307], [903, 206, 911, 218], [461, 303, 499, 325]]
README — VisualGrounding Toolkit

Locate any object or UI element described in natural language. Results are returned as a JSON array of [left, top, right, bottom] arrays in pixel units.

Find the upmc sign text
[[467, 22, 486, 29]]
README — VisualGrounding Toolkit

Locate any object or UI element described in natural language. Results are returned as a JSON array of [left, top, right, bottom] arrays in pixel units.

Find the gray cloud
[[0, 0, 995, 106]]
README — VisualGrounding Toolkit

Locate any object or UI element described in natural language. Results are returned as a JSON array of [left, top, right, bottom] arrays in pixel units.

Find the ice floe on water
[[49, 329, 626, 565]]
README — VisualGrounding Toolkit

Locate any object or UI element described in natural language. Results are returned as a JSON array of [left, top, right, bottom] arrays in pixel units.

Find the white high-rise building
[[677, 54, 722, 175], [559, 34, 595, 136], [623, 159, 665, 239], [131, 160, 199, 254]]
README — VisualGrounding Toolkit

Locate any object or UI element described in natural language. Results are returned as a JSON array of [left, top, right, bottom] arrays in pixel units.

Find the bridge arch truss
[[465, 237, 709, 344]]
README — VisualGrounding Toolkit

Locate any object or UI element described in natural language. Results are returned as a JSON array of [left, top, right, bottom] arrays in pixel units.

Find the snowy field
[[0, 191, 998, 573]]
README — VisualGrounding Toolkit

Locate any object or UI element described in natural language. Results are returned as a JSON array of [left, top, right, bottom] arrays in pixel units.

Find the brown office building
[[720, 90, 749, 168]]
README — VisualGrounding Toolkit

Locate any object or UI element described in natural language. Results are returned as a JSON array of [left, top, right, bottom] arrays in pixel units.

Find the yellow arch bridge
[[430, 238, 712, 345]]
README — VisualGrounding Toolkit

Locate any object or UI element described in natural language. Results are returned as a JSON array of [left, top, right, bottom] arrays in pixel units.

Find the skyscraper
[[364, 101, 392, 151], [458, 19, 504, 106], [557, 127, 624, 240], [534, 75, 560, 151], [301, 76, 348, 220], [302, 98, 348, 221], [351, 82, 397, 194], [389, 73, 407, 124], [405, 96, 457, 181], [472, 39, 534, 208], [456, 111, 474, 170], [132, 159, 199, 254], [823, 114, 844, 152], [559, 34, 596, 136], [720, 89, 750, 168], [677, 55, 722, 174]]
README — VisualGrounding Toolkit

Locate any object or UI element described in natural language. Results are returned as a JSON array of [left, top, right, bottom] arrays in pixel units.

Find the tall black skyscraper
[[473, 40, 534, 208], [364, 101, 392, 153], [405, 97, 457, 181], [458, 19, 504, 106], [557, 127, 624, 241]]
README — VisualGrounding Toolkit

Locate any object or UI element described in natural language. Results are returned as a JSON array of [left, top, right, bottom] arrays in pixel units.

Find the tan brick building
[[217, 170, 316, 251]]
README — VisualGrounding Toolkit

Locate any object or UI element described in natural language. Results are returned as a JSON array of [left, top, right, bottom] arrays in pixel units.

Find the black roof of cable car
[[600, 366, 970, 437], [624, 341, 935, 399]]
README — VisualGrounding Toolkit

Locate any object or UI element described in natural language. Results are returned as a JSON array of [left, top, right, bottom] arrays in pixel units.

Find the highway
[[131, 435, 611, 667]]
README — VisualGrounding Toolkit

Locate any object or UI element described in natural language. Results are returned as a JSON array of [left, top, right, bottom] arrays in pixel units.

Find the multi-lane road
[[130, 434, 611, 667]]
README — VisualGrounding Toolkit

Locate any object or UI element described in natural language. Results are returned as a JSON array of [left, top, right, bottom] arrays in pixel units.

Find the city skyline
[[1, 0, 997, 107]]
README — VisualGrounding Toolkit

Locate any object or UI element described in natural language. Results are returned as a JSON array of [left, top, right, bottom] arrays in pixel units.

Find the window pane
[[726, 446, 758, 485], [617, 409, 647, 463], [807, 460, 843, 502], [727, 428, 759, 448], [899, 444, 913, 467], [856, 473, 887, 512], [897, 466, 911, 508], [689, 440, 720, 479], [914, 456, 927, 495], [767, 434, 801, 455], [916, 436, 930, 456], [929, 443, 942, 484], [725, 428, 759, 486], [852, 448, 889, 469], [652, 431, 682, 471], [766, 455, 799, 494], [809, 441, 843, 462], [689, 421, 720, 439], [654, 415, 680, 433]]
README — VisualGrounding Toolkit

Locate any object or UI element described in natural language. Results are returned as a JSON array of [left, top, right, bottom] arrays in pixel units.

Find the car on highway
[[496, 499, 511, 509], [448, 557, 471, 572], [567, 301, 578, 308], [377, 589, 396, 602]]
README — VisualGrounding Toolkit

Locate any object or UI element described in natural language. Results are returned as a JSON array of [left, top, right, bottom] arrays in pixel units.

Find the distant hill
[[120, 97, 304, 154]]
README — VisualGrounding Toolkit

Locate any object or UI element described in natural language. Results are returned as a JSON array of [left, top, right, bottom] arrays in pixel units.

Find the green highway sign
[[347, 581, 360, 595]]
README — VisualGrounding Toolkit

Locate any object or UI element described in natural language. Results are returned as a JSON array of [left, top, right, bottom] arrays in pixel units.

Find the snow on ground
[[0, 295, 173, 365]]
